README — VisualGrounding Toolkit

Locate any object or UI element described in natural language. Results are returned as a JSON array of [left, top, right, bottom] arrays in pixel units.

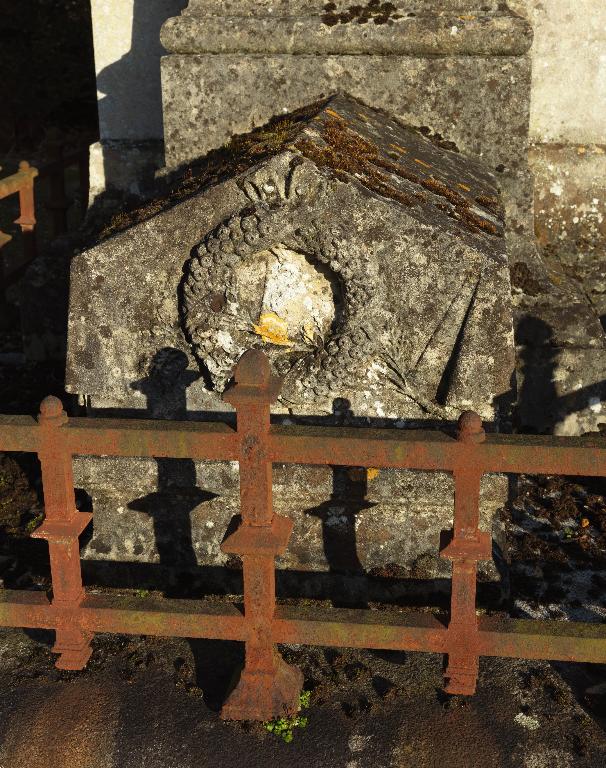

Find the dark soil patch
[[505, 474, 606, 572]]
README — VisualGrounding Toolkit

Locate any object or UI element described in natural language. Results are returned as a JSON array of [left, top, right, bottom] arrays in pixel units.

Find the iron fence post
[[440, 412, 492, 695], [31, 396, 93, 669], [220, 350, 303, 720]]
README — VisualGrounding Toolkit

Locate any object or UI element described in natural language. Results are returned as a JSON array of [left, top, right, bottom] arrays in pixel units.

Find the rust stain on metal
[[0, 350, 604, 720]]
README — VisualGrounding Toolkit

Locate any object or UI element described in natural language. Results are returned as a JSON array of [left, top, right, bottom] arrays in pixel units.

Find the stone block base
[[73, 457, 510, 599]]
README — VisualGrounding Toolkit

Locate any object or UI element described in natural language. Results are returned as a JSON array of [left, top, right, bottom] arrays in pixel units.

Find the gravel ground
[[0, 623, 604, 768]]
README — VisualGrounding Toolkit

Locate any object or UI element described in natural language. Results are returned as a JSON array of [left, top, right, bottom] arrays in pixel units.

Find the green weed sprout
[[263, 690, 311, 743]]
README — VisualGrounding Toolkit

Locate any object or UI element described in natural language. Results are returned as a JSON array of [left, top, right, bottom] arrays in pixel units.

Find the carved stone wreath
[[180, 200, 381, 402]]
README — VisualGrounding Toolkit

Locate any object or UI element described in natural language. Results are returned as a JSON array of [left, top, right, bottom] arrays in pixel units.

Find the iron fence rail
[[0, 417, 604, 474], [0, 348, 604, 720]]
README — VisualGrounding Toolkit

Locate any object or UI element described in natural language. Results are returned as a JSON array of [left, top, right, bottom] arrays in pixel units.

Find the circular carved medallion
[[181, 203, 378, 401]]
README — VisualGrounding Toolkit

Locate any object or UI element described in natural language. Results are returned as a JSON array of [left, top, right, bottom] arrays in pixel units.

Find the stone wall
[[509, 0, 606, 250], [88, 0, 187, 197]]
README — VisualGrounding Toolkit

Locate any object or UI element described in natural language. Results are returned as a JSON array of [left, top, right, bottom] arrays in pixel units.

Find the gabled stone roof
[[97, 93, 503, 246]]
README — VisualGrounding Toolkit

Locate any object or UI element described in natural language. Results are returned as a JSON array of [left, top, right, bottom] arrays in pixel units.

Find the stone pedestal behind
[[160, 1, 534, 261]]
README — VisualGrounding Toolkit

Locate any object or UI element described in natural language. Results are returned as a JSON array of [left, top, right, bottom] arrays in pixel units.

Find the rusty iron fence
[[0, 348, 605, 720], [0, 144, 88, 295]]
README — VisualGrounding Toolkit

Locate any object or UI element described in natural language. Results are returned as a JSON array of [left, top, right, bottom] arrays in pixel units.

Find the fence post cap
[[39, 396, 67, 423], [235, 349, 271, 388], [457, 411, 485, 443], [224, 348, 283, 405]]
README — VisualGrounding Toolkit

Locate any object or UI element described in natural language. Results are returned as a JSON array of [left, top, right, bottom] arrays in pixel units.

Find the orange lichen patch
[[253, 312, 293, 346], [295, 118, 421, 207], [457, 183, 471, 192], [367, 468, 380, 481], [581, 517, 590, 528], [389, 143, 408, 154], [475, 194, 502, 217], [457, 14, 476, 20], [414, 158, 432, 169], [326, 108, 345, 120]]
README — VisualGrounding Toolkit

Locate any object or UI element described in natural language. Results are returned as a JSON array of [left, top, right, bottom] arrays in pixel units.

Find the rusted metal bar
[[220, 350, 303, 720], [0, 162, 39, 199], [0, 590, 55, 630], [0, 415, 39, 452], [14, 161, 37, 263], [477, 616, 606, 664], [79, 594, 247, 640], [63, 418, 239, 460], [30, 397, 93, 669], [2, 589, 606, 664], [440, 413, 492, 694], [0, 162, 38, 286], [270, 427, 606, 476], [35, 418, 606, 477]]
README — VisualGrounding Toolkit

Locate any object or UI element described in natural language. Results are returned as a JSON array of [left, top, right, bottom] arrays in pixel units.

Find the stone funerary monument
[[67, 94, 514, 594]]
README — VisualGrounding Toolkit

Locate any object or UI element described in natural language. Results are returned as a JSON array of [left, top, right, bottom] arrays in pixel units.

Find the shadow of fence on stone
[[517, 315, 606, 435], [129, 347, 214, 594]]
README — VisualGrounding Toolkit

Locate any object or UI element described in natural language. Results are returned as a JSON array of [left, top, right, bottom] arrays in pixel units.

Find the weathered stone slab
[[66, 95, 515, 588]]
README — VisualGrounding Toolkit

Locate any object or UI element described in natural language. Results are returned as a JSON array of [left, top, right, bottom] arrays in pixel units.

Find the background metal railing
[[0, 142, 89, 297], [0, 161, 38, 294]]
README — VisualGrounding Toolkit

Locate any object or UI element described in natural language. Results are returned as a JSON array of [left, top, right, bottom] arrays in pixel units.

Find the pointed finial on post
[[456, 411, 485, 444], [235, 349, 271, 388], [223, 349, 282, 406], [39, 396, 68, 426]]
